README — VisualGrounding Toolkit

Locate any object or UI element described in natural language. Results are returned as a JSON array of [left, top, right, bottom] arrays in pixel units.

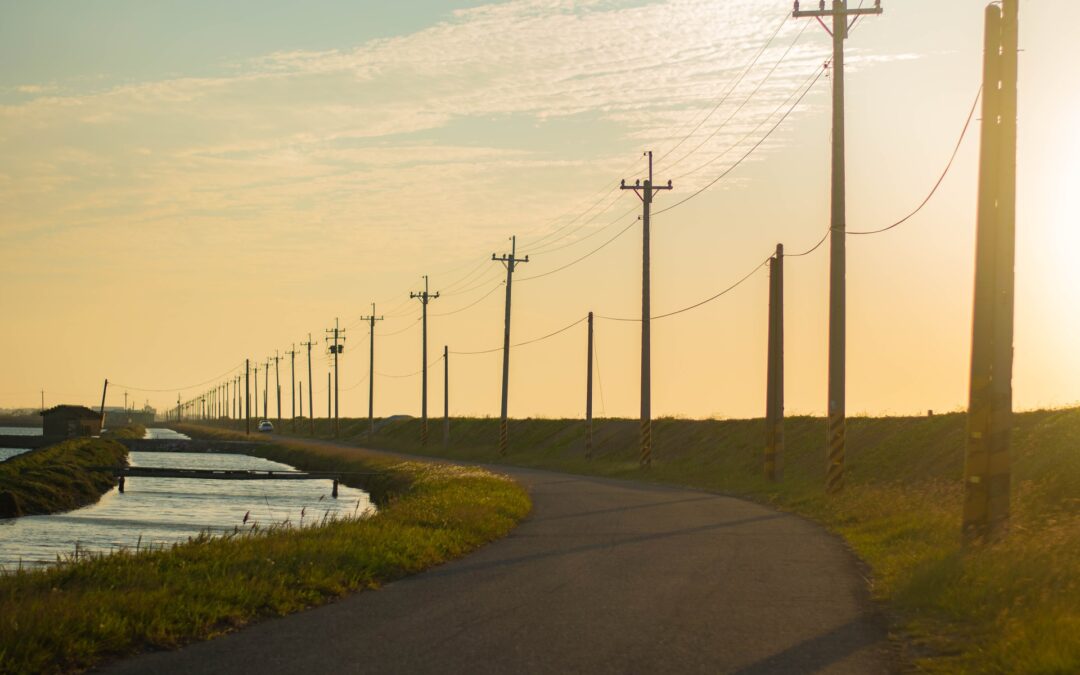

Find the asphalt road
[[102, 441, 896, 674]]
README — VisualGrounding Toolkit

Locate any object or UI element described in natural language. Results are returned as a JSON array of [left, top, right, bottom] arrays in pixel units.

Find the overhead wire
[[655, 11, 791, 166], [450, 315, 588, 356], [661, 18, 810, 175]]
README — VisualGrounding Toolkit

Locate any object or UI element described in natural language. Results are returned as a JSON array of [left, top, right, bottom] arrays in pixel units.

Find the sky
[[0, 0, 1077, 421]]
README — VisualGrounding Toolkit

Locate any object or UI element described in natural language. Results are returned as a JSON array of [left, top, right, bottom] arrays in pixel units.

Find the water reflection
[[0, 441, 374, 569]]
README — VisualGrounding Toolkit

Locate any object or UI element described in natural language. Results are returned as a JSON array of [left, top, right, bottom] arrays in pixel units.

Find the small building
[[41, 405, 102, 439]]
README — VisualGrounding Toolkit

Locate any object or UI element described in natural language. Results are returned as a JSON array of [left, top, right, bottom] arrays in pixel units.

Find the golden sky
[[1, 0, 1076, 420]]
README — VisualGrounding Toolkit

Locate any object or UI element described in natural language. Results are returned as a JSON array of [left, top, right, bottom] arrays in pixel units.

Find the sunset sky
[[1, 0, 1076, 421]]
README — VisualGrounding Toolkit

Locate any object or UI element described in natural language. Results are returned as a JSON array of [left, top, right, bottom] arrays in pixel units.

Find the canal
[[0, 428, 375, 569]]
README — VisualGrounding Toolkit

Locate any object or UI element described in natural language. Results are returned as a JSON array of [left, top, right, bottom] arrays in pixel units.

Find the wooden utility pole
[[273, 350, 281, 421], [99, 379, 109, 430], [586, 311, 594, 459], [326, 318, 345, 437], [327, 371, 331, 419], [765, 244, 786, 481], [361, 304, 384, 437], [287, 344, 297, 430], [793, 0, 883, 494], [253, 363, 259, 421], [245, 359, 250, 434], [493, 235, 528, 455], [620, 151, 672, 467], [299, 381, 303, 423], [443, 345, 450, 447], [411, 276, 440, 445], [263, 358, 271, 420], [302, 334, 316, 434], [964, 0, 1018, 544]]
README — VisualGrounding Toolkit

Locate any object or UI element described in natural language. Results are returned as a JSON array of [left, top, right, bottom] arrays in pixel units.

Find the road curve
[[102, 441, 896, 674]]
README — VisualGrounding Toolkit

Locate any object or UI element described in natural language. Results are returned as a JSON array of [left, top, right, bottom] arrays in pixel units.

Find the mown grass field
[[220, 408, 1080, 673], [0, 432, 530, 674], [0, 438, 127, 518]]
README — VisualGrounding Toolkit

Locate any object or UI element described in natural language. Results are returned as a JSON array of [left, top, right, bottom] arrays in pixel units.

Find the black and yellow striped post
[[764, 244, 785, 481], [963, 0, 1017, 544]]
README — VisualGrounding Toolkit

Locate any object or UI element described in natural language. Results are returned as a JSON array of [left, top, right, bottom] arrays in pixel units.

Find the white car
[[257, 420, 274, 433]]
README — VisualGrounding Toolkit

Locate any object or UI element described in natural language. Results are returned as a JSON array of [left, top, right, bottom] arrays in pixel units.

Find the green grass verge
[[213, 409, 1080, 673], [0, 432, 530, 674], [102, 424, 146, 440], [0, 438, 127, 518]]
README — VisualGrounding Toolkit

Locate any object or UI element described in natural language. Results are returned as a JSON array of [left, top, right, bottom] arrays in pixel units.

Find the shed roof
[[40, 405, 101, 418]]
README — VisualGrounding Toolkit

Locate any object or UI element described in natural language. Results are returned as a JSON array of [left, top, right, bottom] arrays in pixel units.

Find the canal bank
[[0, 429, 530, 674]]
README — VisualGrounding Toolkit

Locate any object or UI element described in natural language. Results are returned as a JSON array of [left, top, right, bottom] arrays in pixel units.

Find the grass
[[0, 431, 530, 674], [102, 424, 146, 440], [216, 409, 1080, 673], [0, 438, 128, 518]]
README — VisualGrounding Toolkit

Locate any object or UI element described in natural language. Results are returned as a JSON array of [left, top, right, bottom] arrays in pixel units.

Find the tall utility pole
[[964, 0, 1017, 544], [411, 275, 440, 445], [264, 358, 272, 419], [302, 334, 316, 434], [586, 311, 594, 459], [326, 318, 345, 437], [443, 345, 450, 447], [286, 344, 297, 430], [793, 0, 883, 494], [765, 244, 786, 481], [273, 350, 281, 421], [361, 304, 384, 437], [493, 235, 528, 456], [620, 151, 672, 468], [245, 359, 251, 434], [254, 363, 259, 421], [327, 371, 332, 419]]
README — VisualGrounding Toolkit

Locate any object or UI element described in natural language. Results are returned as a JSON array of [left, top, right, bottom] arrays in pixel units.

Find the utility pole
[[493, 235, 528, 456], [299, 381, 303, 423], [99, 379, 108, 430], [793, 0, 883, 494], [443, 344, 450, 447], [620, 151, 672, 468], [263, 358, 270, 419], [274, 350, 281, 421], [40, 390, 44, 413], [326, 318, 345, 437], [361, 304, 384, 438], [327, 371, 331, 420], [411, 275, 440, 445], [964, 0, 1018, 544], [302, 334, 316, 434], [586, 311, 594, 459], [176, 394, 181, 423], [287, 344, 298, 430], [245, 359, 250, 434], [254, 363, 259, 421], [765, 244, 786, 481]]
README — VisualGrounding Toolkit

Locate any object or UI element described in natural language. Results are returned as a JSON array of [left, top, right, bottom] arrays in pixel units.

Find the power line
[[517, 214, 640, 283], [451, 315, 588, 356], [597, 256, 770, 322], [849, 86, 981, 235], [111, 361, 244, 393], [661, 17, 810, 174], [656, 12, 791, 166], [658, 61, 828, 214]]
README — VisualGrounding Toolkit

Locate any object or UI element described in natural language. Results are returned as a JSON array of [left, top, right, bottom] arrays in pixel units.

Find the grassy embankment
[[102, 424, 146, 440], [221, 409, 1080, 673], [0, 438, 127, 518], [0, 428, 530, 675]]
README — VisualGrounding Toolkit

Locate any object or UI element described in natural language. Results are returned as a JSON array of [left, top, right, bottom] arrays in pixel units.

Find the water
[[0, 432, 375, 569], [0, 428, 39, 462]]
